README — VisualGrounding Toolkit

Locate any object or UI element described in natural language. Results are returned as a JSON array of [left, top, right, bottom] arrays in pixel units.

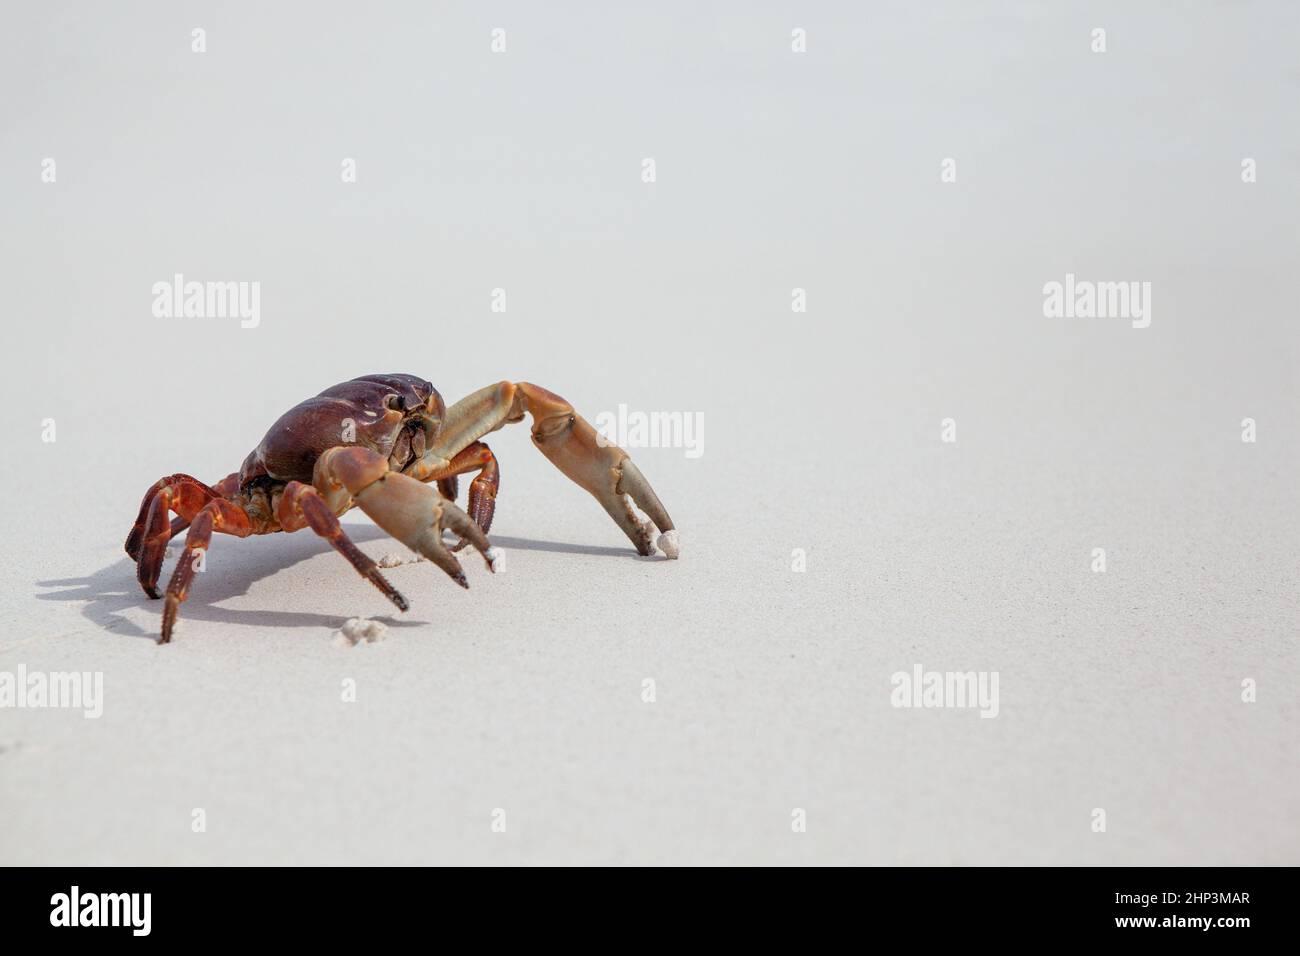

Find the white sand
[[1, 3, 1297, 865]]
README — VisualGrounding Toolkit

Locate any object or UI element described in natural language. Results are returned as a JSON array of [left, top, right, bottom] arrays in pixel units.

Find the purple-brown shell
[[238, 374, 445, 485]]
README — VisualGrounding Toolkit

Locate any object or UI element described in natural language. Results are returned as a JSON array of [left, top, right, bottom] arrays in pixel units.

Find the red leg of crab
[[162, 473, 241, 544], [275, 480, 409, 612], [160, 498, 252, 643], [423, 441, 500, 551], [127, 473, 242, 598], [125, 474, 219, 560], [126, 475, 226, 599]]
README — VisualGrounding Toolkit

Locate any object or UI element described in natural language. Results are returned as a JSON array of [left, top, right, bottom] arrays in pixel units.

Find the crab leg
[[160, 498, 252, 643], [126, 474, 220, 560], [415, 382, 679, 558], [276, 481, 409, 612], [126, 474, 225, 598], [161, 473, 241, 543], [126, 473, 243, 598], [314, 446, 495, 589], [419, 441, 500, 550]]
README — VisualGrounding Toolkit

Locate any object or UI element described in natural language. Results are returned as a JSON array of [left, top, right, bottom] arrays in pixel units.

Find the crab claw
[[360, 475, 495, 586], [316, 447, 495, 588], [619, 459, 679, 558], [516, 383, 678, 558]]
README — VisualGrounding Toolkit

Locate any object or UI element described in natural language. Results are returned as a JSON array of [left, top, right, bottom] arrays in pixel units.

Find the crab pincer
[[315, 446, 495, 588]]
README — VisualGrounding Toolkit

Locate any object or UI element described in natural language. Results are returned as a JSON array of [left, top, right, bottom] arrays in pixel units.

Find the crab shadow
[[35, 526, 636, 643]]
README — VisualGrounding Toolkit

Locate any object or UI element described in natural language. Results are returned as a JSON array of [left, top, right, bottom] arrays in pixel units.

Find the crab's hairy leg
[[129, 476, 224, 599], [315, 447, 495, 590], [419, 442, 500, 550], [419, 381, 678, 558], [160, 499, 252, 643], [276, 480, 409, 612]]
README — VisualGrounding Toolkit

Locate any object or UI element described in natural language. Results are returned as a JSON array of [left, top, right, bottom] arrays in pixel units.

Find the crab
[[124, 375, 679, 643]]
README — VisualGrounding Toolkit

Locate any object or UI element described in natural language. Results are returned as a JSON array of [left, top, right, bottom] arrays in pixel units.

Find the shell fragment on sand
[[333, 617, 388, 646]]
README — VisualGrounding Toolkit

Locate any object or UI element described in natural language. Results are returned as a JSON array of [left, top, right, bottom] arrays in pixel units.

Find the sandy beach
[[1, 1, 1296, 865]]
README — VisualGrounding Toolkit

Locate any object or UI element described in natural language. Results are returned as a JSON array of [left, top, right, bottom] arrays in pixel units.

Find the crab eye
[[385, 395, 405, 411]]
